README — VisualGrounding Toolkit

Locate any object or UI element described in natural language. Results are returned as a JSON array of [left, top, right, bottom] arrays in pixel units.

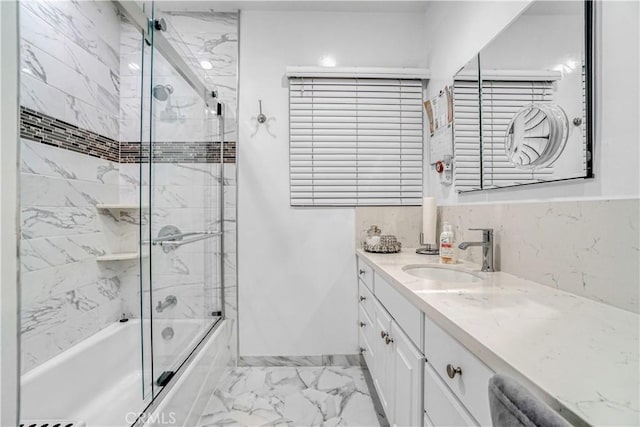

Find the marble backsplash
[[355, 206, 422, 249], [357, 199, 639, 313], [441, 199, 640, 313]]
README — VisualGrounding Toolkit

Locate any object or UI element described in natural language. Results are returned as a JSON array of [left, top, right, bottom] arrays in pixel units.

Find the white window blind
[[289, 77, 424, 206], [453, 79, 556, 191], [453, 80, 482, 191]]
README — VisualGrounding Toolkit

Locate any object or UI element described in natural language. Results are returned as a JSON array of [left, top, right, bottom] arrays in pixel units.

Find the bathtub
[[21, 318, 214, 427]]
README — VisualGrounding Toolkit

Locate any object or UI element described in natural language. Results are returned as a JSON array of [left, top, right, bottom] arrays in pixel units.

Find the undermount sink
[[402, 265, 483, 283]]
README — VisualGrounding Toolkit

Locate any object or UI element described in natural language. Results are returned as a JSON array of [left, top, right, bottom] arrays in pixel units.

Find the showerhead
[[153, 84, 174, 101]]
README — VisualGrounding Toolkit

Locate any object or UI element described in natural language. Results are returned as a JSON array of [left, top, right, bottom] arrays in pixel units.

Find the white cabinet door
[[358, 305, 376, 375], [373, 298, 394, 421], [391, 321, 424, 427]]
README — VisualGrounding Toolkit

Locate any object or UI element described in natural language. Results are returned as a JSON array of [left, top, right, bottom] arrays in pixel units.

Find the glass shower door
[[143, 7, 224, 397]]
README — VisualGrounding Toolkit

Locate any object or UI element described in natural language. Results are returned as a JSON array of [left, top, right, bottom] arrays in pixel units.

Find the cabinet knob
[[359, 347, 366, 354], [359, 321, 366, 328], [359, 269, 366, 275], [385, 336, 394, 345], [380, 330, 389, 339], [446, 364, 462, 379], [359, 295, 366, 302]]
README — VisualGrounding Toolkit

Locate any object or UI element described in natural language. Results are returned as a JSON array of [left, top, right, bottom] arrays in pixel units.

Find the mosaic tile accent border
[[120, 141, 236, 164], [19, 107, 237, 164], [20, 107, 120, 162]]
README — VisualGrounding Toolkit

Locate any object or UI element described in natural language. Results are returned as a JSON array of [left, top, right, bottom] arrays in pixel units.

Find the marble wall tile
[[19, 73, 67, 117], [21, 257, 118, 307], [21, 174, 119, 208], [440, 198, 640, 313], [121, 11, 239, 144], [21, 138, 119, 185], [152, 163, 220, 186], [20, 141, 122, 372], [20, 232, 108, 272], [20, 0, 120, 139], [64, 95, 119, 141], [21, 206, 100, 239], [21, 276, 120, 338]]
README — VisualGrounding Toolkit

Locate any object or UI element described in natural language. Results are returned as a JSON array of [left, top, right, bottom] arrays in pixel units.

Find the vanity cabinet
[[358, 269, 424, 427], [357, 255, 494, 427]]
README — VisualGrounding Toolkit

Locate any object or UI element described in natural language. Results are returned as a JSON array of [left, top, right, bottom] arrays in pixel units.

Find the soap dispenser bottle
[[439, 222, 455, 264]]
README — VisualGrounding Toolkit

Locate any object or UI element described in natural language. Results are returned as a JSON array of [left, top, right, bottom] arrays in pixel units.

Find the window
[[289, 77, 424, 206]]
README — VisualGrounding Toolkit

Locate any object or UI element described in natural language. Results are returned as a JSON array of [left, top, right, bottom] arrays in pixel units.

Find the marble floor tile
[[197, 366, 387, 427]]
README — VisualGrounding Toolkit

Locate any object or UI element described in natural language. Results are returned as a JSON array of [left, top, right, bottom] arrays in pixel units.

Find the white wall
[[424, 0, 531, 98], [0, 1, 19, 424], [238, 10, 427, 356], [424, 0, 640, 204]]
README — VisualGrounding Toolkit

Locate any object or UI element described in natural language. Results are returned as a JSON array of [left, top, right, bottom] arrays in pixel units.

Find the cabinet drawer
[[424, 362, 477, 427], [424, 317, 493, 426], [375, 272, 422, 349], [358, 280, 375, 319], [357, 257, 374, 291]]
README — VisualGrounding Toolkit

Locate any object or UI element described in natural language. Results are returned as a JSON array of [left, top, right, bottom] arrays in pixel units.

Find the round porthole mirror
[[505, 103, 569, 169]]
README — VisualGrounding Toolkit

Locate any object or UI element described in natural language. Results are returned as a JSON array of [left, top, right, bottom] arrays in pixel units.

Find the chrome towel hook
[[257, 100, 267, 124]]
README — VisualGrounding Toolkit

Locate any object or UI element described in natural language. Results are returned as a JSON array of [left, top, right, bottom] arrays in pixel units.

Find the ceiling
[[154, 0, 431, 13]]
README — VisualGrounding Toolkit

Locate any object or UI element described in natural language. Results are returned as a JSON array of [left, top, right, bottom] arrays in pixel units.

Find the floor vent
[[20, 421, 86, 427]]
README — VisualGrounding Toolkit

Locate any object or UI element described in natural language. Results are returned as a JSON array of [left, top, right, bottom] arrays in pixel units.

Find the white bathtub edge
[[142, 320, 232, 427]]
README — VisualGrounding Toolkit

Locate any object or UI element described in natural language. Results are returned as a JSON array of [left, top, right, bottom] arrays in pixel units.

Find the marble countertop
[[356, 249, 640, 427]]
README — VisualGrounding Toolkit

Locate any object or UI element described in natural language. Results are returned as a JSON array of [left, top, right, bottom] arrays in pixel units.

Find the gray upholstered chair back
[[488, 374, 573, 427]]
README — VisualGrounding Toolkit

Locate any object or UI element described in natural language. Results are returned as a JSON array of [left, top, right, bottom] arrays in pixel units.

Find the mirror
[[453, 0, 594, 192]]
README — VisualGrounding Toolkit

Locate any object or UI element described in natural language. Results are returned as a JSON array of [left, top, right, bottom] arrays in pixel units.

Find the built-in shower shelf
[[96, 203, 149, 210], [96, 252, 148, 262]]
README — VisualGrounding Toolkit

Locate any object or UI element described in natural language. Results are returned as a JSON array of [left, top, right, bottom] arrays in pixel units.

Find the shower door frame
[[115, 0, 228, 422], [0, 1, 20, 425]]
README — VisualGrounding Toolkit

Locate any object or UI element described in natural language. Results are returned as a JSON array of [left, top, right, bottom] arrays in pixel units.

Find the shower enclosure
[[18, 1, 238, 425]]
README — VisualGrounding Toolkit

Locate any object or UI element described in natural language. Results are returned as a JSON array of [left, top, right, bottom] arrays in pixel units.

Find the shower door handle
[[156, 231, 221, 248], [144, 230, 222, 247]]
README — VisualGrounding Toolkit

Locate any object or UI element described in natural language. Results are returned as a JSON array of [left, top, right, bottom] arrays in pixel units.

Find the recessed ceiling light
[[320, 55, 336, 67], [200, 60, 213, 70], [128, 62, 140, 71]]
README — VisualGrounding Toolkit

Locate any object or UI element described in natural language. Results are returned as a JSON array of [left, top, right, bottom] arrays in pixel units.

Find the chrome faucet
[[156, 295, 177, 313], [458, 228, 494, 272]]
